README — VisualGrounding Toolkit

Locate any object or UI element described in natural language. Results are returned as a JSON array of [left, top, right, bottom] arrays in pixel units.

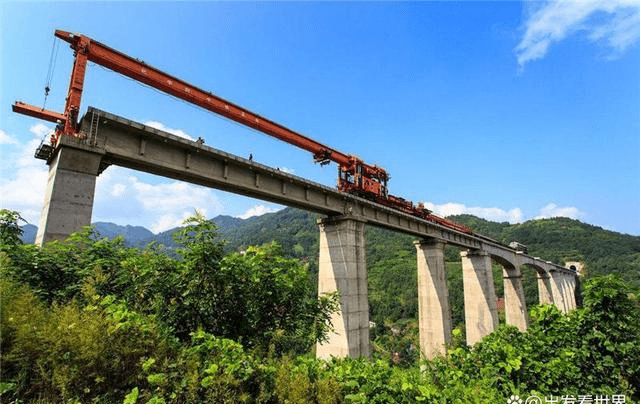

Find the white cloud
[[516, 0, 640, 68], [131, 180, 219, 213], [110, 183, 126, 197], [29, 123, 53, 139], [0, 130, 19, 145], [589, 6, 640, 54], [150, 211, 201, 234], [144, 121, 194, 140], [535, 202, 584, 219], [422, 201, 524, 223], [94, 166, 224, 234], [422, 201, 585, 223], [279, 167, 295, 174], [238, 204, 282, 219], [0, 134, 49, 225]]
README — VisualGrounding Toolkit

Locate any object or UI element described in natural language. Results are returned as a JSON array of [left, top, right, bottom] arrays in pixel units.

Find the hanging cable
[[43, 36, 59, 110]]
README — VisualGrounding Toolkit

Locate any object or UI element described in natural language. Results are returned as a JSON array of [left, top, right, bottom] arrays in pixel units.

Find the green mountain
[[204, 209, 640, 326], [19, 208, 639, 327], [196, 208, 638, 328], [449, 214, 640, 286], [93, 222, 154, 246]]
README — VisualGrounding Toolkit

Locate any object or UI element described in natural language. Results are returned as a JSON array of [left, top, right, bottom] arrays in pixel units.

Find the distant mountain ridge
[[21, 224, 38, 244], [19, 208, 640, 290], [93, 222, 154, 245], [19, 222, 154, 247], [20, 215, 251, 247]]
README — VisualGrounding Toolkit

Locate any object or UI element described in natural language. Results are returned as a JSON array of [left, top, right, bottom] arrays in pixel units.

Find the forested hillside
[[149, 208, 639, 290], [449, 214, 640, 285], [203, 208, 640, 336], [209, 208, 640, 311]]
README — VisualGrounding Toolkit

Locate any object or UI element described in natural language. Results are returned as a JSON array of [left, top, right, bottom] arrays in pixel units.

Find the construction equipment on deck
[[13, 30, 472, 234]]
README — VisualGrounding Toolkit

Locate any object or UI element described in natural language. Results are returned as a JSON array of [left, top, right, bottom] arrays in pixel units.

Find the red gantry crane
[[13, 30, 472, 234]]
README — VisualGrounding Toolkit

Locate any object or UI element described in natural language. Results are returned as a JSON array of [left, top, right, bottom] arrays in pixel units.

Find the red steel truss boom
[[13, 30, 388, 197], [13, 30, 473, 234]]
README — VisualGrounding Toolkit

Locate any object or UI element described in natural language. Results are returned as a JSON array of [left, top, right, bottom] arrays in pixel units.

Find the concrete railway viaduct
[[34, 107, 578, 360]]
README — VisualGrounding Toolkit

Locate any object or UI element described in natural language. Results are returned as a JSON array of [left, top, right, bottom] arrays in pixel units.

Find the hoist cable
[[43, 36, 60, 110]]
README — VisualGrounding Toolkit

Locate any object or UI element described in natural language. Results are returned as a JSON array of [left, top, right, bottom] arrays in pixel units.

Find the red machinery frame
[[13, 30, 472, 234]]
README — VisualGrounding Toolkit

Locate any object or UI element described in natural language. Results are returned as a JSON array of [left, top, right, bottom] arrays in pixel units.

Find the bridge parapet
[[479, 242, 577, 277]]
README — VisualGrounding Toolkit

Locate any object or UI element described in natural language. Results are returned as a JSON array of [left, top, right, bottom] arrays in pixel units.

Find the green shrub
[[132, 330, 277, 404], [0, 278, 171, 403]]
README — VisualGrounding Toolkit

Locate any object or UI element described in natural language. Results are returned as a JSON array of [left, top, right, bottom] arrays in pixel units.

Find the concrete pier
[[537, 272, 554, 305], [35, 146, 103, 246], [562, 273, 577, 310], [560, 274, 571, 311], [502, 266, 529, 331], [415, 239, 452, 359], [461, 250, 499, 345], [316, 217, 369, 359], [549, 270, 568, 313]]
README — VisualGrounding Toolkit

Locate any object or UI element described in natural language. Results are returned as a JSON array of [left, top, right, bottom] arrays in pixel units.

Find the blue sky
[[1, 1, 639, 235]]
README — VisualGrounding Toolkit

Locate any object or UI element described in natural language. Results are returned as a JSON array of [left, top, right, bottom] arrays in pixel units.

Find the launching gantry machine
[[13, 30, 471, 233]]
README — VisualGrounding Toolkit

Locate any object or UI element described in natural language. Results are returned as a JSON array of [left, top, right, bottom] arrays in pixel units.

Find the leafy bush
[[153, 213, 339, 352], [0, 278, 171, 402], [0, 209, 25, 246], [132, 330, 273, 404], [1, 225, 138, 304], [423, 275, 640, 401]]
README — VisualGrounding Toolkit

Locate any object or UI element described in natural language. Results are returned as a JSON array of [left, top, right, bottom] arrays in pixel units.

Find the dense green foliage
[[0, 210, 25, 246], [3, 209, 640, 403]]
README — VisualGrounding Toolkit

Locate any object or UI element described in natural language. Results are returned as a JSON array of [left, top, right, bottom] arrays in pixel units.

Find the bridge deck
[[38, 107, 574, 275]]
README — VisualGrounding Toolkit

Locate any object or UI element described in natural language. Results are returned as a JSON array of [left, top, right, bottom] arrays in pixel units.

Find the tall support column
[[502, 266, 529, 332], [461, 251, 499, 346], [549, 270, 568, 313], [537, 271, 554, 305], [564, 273, 577, 310], [415, 239, 451, 359], [316, 217, 369, 359], [571, 274, 579, 308], [559, 274, 571, 311], [36, 146, 103, 246]]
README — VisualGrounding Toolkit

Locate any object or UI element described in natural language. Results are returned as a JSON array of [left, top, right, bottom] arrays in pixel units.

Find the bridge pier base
[[502, 266, 529, 331], [415, 239, 451, 359], [461, 250, 499, 345], [35, 146, 103, 246], [316, 216, 369, 359]]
